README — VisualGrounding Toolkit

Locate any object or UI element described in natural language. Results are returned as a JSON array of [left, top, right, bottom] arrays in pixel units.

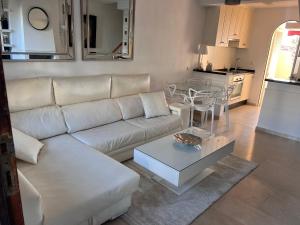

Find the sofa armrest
[[169, 103, 191, 129], [18, 170, 44, 225]]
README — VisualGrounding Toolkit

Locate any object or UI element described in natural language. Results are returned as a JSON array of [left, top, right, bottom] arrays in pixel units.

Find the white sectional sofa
[[6, 74, 183, 225]]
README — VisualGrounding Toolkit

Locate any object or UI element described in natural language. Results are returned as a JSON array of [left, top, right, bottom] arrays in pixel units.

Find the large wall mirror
[[1, 0, 74, 61], [81, 0, 135, 61]]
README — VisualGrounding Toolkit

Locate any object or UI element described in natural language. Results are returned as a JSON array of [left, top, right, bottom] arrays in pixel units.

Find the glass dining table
[[172, 82, 224, 97], [169, 81, 230, 134]]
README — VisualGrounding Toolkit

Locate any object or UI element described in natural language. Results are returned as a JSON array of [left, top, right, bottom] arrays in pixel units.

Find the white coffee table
[[134, 128, 235, 195]]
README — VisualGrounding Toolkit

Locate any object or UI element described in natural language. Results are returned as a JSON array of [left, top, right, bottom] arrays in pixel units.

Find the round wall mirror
[[28, 7, 49, 30]]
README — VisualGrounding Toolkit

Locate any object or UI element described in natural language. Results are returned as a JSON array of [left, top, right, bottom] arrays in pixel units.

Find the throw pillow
[[117, 95, 145, 120], [12, 128, 44, 164], [139, 91, 170, 119]]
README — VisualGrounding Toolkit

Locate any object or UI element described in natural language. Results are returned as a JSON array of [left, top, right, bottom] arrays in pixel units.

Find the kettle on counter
[[206, 62, 213, 72]]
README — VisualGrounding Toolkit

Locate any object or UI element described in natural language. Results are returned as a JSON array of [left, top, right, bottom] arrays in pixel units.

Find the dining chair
[[215, 84, 235, 131], [164, 83, 187, 104], [186, 88, 216, 135]]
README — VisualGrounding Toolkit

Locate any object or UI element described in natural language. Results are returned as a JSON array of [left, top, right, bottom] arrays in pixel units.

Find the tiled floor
[[106, 105, 300, 225]]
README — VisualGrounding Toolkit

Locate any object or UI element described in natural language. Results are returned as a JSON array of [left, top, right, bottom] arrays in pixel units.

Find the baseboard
[[246, 102, 258, 106], [229, 100, 247, 109], [256, 126, 300, 142]]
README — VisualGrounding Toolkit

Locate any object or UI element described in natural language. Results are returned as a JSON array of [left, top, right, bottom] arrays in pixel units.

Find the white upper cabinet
[[202, 6, 252, 48], [238, 8, 252, 48]]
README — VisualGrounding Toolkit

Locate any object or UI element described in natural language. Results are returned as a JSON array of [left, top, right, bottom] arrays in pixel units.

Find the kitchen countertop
[[265, 78, 300, 86], [193, 69, 227, 75], [193, 68, 255, 76]]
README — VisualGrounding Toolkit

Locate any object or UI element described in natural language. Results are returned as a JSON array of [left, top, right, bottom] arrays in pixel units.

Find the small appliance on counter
[[206, 62, 213, 72]]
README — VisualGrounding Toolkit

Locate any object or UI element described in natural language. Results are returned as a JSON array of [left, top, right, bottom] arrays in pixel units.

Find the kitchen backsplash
[[199, 46, 255, 71], [201, 46, 237, 70]]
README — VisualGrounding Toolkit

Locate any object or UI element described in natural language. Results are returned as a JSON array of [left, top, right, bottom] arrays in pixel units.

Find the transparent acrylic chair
[[164, 83, 187, 104], [215, 84, 235, 131], [186, 88, 217, 135]]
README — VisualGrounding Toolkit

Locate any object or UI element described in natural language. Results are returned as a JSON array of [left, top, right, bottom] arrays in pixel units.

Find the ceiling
[[198, 0, 298, 8]]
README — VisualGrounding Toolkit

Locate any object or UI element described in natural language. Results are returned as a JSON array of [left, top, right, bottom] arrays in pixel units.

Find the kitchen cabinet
[[241, 73, 253, 100], [193, 71, 253, 103], [238, 9, 252, 48], [192, 71, 254, 117], [203, 6, 252, 48], [192, 72, 228, 87]]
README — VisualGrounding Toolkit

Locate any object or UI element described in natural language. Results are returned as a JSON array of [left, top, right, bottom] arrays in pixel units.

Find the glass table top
[[135, 128, 235, 172]]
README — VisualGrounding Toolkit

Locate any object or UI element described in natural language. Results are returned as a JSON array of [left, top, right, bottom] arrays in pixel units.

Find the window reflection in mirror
[[81, 0, 135, 60], [1, 0, 74, 61]]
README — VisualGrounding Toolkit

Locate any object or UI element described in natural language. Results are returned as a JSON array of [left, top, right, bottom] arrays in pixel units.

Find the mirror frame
[[3, 0, 75, 62], [28, 7, 49, 31], [80, 0, 135, 61]]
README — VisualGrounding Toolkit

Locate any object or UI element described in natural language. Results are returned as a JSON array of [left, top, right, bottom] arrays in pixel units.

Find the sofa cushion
[[126, 115, 182, 139], [53, 75, 111, 106], [62, 99, 122, 133], [140, 91, 170, 118], [117, 95, 144, 120], [18, 134, 140, 225], [111, 74, 150, 98], [72, 121, 145, 154], [18, 169, 44, 225], [7, 77, 54, 113], [12, 128, 44, 164], [11, 106, 67, 140]]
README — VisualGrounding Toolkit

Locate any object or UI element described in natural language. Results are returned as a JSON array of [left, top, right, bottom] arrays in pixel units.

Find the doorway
[[259, 21, 300, 105]]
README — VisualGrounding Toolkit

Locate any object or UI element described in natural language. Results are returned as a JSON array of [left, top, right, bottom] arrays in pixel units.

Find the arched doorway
[[265, 21, 300, 81], [259, 21, 300, 104]]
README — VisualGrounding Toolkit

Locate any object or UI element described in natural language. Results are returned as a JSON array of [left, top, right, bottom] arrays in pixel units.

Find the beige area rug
[[121, 155, 257, 225]]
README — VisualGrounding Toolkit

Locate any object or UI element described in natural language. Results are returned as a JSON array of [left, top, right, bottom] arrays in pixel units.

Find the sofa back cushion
[[111, 74, 150, 98], [53, 75, 111, 106], [117, 95, 144, 120], [62, 99, 122, 133], [11, 106, 67, 140], [7, 77, 54, 113]]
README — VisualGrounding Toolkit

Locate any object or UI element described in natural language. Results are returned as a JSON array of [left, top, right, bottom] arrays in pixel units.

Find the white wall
[[4, 0, 205, 91], [236, 7, 299, 105]]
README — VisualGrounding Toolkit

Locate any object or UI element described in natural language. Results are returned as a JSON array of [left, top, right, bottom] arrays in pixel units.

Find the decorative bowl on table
[[174, 133, 203, 150]]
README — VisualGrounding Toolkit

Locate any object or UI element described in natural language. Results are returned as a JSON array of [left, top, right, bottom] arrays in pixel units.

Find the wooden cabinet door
[[234, 8, 246, 39], [216, 6, 226, 46], [228, 7, 240, 40], [239, 8, 252, 48], [216, 6, 233, 47], [241, 74, 253, 100]]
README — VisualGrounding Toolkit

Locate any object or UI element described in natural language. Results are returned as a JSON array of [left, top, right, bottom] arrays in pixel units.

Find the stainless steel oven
[[230, 74, 244, 101]]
